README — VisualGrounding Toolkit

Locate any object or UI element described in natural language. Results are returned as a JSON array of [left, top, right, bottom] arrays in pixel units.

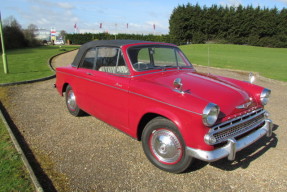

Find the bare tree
[[23, 24, 40, 47], [59, 30, 67, 43], [3, 16, 22, 29]]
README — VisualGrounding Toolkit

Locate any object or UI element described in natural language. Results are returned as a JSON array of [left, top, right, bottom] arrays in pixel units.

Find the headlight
[[202, 103, 220, 127], [260, 88, 271, 105]]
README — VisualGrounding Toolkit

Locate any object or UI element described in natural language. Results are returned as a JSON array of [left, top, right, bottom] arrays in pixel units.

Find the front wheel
[[142, 117, 193, 173]]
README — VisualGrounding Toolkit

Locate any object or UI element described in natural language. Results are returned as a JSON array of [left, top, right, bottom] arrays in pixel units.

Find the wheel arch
[[62, 83, 70, 95], [137, 113, 161, 141], [136, 111, 184, 141]]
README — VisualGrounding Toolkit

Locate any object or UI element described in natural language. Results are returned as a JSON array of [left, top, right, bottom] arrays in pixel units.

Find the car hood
[[133, 70, 257, 117]]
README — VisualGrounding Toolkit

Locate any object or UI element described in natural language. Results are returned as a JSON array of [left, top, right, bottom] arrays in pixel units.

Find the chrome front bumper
[[186, 119, 273, 162]]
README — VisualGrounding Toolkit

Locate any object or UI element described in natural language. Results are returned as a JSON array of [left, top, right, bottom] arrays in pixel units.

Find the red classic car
[[55, 40, 273, 173]]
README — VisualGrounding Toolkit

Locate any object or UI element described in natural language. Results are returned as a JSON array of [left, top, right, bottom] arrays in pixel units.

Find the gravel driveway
[[1, 50, 286, 191]]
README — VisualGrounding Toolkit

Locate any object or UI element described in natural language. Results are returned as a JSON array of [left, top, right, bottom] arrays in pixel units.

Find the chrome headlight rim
[[260, 88, 271, 105], [202, 103, 220, 127]]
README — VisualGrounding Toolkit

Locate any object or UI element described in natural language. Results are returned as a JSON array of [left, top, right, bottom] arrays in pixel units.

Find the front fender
[[128, 94, 213, 151]]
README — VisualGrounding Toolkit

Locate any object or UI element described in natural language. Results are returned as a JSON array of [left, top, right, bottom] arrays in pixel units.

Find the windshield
[[127, 46, 193, 71]]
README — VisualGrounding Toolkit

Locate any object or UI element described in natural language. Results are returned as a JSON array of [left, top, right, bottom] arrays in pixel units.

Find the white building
[[34, 29, 51, 41]]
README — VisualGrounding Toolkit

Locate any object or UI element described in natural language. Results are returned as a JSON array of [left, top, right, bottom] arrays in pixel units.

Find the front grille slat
[[209, 109, 266, 145]]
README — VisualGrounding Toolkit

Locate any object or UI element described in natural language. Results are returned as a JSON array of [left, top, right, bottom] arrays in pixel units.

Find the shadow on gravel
[[0, 101, 57, 192], [184, 159, 209, 173], [210, 124, 279, 171]]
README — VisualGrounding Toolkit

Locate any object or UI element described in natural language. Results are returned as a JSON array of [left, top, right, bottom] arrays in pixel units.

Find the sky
[[1, 0, 287, 35]]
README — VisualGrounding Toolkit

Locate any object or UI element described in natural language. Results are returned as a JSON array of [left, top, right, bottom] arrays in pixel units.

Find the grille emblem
[[236, 101, 252, 109]]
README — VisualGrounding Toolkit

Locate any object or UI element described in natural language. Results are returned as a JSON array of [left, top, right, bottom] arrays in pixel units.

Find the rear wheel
[[65, 85, 84, 116], [142, 117, 193, 173]]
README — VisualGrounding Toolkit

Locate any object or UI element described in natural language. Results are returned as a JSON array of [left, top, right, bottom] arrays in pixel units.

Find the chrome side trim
[[57, 71, 201, 116], [186, 119, 273, 162], [57, 71, 130, 93]]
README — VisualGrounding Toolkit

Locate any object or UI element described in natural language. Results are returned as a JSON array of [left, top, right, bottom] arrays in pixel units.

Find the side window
[[80, 48, 97, 69], [97, 47, 129, 75]]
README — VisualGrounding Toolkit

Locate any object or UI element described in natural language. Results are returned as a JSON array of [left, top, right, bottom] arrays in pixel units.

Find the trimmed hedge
[[65, 33, 175, 45]]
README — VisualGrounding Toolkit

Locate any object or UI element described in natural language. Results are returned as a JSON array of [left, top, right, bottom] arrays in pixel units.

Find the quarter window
[[81, 48, 97, 69], [80, 47, 129, 75]]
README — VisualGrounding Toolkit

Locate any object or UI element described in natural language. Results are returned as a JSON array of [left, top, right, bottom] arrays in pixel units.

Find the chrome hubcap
[[67, 90, 76, 111], [150, 129, 182, 164]]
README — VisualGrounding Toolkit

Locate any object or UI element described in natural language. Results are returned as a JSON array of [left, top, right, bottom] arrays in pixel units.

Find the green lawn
[[180, 44, 287, 82], [0, 45, 79, 84], [0, 120, 34, 191], [0, 45, 79, 190]]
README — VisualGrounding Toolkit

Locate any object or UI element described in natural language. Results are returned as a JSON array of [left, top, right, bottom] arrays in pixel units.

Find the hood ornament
[[236, 101, 252, 109]]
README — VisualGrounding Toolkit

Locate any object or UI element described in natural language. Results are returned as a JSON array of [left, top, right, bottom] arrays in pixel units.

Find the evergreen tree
[[169, 3, 287, 47]]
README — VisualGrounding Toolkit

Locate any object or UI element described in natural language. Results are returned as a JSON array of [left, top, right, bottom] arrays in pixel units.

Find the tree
[[2, 16, 27, 49], [0, 17, 41, 49], [169, 3, 287, 47], [59, 30, 67, 43], [23, 24, 40, 47]]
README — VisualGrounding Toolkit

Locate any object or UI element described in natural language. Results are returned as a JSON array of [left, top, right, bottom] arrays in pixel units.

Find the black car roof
[[71, 40, 175, 67], [81, 40, 153, 48]]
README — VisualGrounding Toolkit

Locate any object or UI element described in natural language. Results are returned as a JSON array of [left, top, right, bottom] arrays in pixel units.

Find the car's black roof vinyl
[[72, 40, 153, 67], [81, 40, 153, 48], [71, 40, 175, 67]]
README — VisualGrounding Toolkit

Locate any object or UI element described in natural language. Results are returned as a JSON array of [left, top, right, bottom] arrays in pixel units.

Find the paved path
[[1, 51, 287, 191], [50, 50, 78, 69]]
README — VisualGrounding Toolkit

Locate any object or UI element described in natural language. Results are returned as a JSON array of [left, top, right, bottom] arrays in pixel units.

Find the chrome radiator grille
[[209, 109, 266, 145]]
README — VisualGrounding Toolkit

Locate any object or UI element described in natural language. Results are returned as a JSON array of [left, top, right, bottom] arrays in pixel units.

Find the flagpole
[[74, 23, 77, 34], [0, 11, 8, 74]]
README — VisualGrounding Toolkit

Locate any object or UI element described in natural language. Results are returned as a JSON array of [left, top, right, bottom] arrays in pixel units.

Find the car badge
[[236, 101, 252, 109]]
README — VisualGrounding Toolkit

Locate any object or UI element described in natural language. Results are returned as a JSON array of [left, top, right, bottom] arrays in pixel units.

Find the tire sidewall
[[65, 85, 83, 116], [142, 117, 193, 173]]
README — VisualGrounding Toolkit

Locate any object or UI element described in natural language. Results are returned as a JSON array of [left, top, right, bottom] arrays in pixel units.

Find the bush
[[2, 25, 28, 49]]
